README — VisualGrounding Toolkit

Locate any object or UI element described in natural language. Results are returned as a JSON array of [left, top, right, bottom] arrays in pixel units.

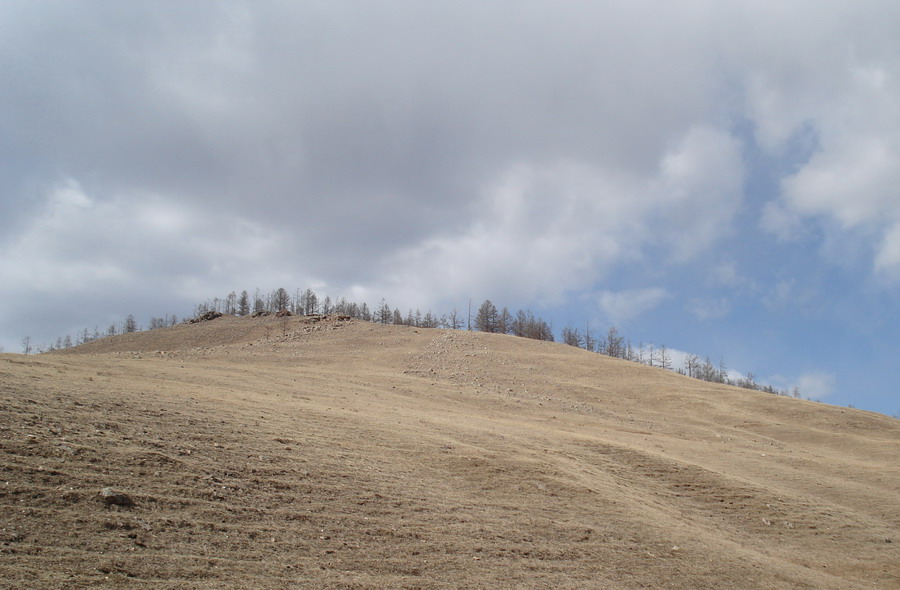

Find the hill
[[1, 314, 897, 589]]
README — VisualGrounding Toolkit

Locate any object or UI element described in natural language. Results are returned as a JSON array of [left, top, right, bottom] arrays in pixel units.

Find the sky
[[1, 1, 899, 416]]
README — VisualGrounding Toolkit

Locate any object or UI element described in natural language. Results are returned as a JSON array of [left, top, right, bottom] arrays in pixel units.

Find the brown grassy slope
[[1, 314, 897, 589]]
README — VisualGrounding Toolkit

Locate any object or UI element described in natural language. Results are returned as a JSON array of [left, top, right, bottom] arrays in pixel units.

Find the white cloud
[[760, 201, 807, 242], [746, 20, 900, 276], [874, 223, 900, 277], [687, 298, 731, 321], [596, 288, 670, 325], [797, 372, 837, 399], [0, 179, 298, 344], [363, 124, 743, 312]]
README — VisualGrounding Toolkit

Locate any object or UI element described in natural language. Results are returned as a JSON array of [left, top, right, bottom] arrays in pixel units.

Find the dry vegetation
[[1, 314, 898, 589]]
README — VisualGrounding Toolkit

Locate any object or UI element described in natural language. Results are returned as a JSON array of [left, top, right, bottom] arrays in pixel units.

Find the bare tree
[[300, 288, 319, 315], [655, 344, 672, 370], [497, 307, 513, 335], [225, 291, 237, 315], [253, 289, 265, 314], [374, 299, 392, 324], [684, 353, 699, 378], [123, 314, 138, 333], [603, 327, 625, 359], [272, 287, 291, 312], [475, 300, 499, 332], [21, 336, 32, 355], [584, 322, 596, 352], [443, 308, 463, 330], [561, 325, 584, 348], [238, 290, 250, 316], [422, 310, 439, 328]]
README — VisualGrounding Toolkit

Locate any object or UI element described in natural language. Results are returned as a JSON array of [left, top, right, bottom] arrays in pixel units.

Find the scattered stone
[[275, 309, 293, 318], [99, 487, 134, 507]]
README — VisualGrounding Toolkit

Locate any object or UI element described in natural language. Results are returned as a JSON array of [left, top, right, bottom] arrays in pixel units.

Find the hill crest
[[2, 314, 898, 588]]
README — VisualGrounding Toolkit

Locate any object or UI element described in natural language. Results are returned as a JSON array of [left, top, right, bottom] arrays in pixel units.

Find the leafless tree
[[655, 344, 672, 370], [684, 353, 699, 378], [497, 307, 513, 335], [300, 288, 319, 315], [272, 287, 291, 312], [374, 299, 392, 324], [475, 300, 499, 333], [561, 325, 584, 348], [238, 290, 250, 316]]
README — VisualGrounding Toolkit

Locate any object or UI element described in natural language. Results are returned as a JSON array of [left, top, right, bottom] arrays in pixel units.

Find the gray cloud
[[3, 1, 900, 353]]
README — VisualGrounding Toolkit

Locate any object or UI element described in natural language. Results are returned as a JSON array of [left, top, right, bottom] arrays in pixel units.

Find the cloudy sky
[[2, 1, 899, 415]]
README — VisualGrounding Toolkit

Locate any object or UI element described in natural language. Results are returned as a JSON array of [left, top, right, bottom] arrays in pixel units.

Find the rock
[[99, 487, 134, 507], [189, 311, 223, 323]]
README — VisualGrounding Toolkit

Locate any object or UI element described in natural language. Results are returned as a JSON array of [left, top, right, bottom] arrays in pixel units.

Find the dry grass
[[1, 314, 897, 589]]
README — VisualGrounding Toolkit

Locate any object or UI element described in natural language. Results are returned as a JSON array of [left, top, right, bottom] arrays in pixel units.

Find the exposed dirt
[[1, 314, 897, 589]]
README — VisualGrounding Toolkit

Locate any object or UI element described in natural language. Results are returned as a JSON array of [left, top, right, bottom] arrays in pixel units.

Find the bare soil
[[1, 314, 897, 589]]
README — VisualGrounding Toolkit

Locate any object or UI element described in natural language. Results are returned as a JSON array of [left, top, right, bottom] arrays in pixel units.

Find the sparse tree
[[333, 297, 349, 316], [321, 296, 332, 315], [123, 314, 138, 333], [253, 289, 265, 314], [497, 307, 513, 335], [561, 325, 585, 348], [238, 290, 250, 316], [300, 288, 319, 315], [584, 322, 596, 352], [511, 309, 528, 337], [655, 345, 672, 370], [21, 336, 32, 355], [738, 372, 757, 390], [374, 299, 392, 324], [272, 287, 291, 312], [684, 353, 699, 378], [63, 334, 73, 348], [422, 311, 439, 328], [603, 327, 625, 359], [625, 340, 636, 362], [511, 309, 553, 341], [475, 300, 500, 333], [225, 291, 237, 315], [444, 308, 463, 330]]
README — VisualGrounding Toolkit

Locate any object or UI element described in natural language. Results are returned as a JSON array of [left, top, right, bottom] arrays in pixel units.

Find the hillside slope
[[1, 314, 898, 589]]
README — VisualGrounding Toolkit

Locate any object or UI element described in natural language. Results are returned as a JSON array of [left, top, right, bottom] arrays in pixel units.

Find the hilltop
[[1, 314, 898, 589]]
